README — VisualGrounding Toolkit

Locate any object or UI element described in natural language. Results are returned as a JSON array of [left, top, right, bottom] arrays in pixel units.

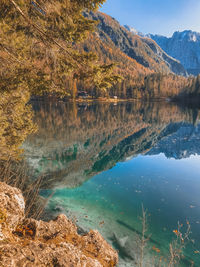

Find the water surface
[[23, 100, 200, 266]]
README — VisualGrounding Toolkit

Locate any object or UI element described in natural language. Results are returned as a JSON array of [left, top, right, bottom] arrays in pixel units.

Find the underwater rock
[[0, 183, 118, 266], [112, 233, 137, 261], [115, 234, 129, 248]]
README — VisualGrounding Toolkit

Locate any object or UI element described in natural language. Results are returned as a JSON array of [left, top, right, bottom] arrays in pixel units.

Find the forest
[[0, 0, 119, 160], [0, 0, 200, 161]]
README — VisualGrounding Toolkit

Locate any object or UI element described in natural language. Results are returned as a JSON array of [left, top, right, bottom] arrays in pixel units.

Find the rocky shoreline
[[0, 182, 118, 266]]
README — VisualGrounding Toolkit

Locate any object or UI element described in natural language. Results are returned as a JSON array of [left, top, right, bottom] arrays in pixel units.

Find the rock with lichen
[[0, 182, 118, 266], [0, 182, 25, 241]]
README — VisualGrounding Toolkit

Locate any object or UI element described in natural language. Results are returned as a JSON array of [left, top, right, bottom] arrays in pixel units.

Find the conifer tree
[[0, 0, 121, 95], [0, 0, 123, 160]]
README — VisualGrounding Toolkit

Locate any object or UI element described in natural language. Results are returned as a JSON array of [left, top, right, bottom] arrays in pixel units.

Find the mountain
[[149, 30, 200, 75], [124, 25, 145, 37], [83, 12, 187, 76]]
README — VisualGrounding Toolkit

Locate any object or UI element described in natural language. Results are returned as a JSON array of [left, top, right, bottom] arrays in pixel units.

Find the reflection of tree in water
[[24, 100, 200, 189]]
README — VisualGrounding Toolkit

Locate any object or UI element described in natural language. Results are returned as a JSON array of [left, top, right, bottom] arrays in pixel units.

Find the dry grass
[[137, 205, 193, 267], [168, 221, 192, 267], [0, 159, 50, 219]]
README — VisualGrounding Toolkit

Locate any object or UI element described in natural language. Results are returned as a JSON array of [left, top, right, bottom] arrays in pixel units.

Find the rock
[[0, 241, 103, 267], [0, 182, 25, 231], [82, 230, 118, 266], [113, 234, 128, 248], [0, 183, 118, 266], [0, 225, 4, 240], [22, 214, 78, 241], [112, 233, 137, 261]]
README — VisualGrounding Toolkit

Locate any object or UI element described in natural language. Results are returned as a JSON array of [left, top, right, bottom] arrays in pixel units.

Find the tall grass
[[0, 159, 49, 219]]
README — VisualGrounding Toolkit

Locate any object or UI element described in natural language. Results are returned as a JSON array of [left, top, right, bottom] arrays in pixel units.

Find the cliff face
[[0, 182, 118, 267], [149, 30, 200, 75]]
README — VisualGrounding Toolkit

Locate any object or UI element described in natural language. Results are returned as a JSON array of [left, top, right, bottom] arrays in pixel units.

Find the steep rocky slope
[[0, 182, 118, 267], [149, 30, 200, 75], [81, 12, 186, 77], [86, 12, 186, 76]]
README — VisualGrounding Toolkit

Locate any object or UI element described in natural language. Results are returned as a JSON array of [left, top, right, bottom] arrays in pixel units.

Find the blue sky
[[100, 0, 200, 36]]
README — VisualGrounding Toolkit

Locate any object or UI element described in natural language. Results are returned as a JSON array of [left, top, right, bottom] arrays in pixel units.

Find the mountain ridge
[[82, 12, 187, 77], [124, 24, 200, 76], [150, 30, 200, 75], [146, 30, 200, 76]]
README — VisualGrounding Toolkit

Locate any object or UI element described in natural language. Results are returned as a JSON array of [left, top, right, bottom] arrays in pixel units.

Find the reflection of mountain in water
[[148, 122, 200, 159], [23, 100, 200, 188]]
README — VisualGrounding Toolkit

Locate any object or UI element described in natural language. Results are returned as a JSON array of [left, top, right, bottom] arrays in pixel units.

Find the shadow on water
[[116, 220, 160, 246]]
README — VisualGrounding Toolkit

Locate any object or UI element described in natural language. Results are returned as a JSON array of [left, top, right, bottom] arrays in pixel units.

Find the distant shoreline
[[30, 95, 169, 103]]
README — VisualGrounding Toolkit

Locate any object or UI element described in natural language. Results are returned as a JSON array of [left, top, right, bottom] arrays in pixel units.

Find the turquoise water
[[41, 154, 200, 266], [24, 101, 200, 266]]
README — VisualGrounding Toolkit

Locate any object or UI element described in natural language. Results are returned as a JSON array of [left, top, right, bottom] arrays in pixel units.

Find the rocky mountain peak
[[124, 25, 145, 37], [124, 25, 138, 34], [172, 30, 200, 42], [150, 30, 200, 75]]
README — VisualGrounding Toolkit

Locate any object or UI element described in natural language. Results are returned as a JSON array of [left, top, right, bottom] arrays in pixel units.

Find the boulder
[[0, 182, 25, 240], [0, 183, 118, 266]]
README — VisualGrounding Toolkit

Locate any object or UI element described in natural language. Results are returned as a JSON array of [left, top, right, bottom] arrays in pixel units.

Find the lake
[[23, 100, 200, 266]]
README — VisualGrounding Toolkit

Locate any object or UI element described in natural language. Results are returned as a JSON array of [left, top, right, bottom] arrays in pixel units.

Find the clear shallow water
[[24, 100, 200, 266]]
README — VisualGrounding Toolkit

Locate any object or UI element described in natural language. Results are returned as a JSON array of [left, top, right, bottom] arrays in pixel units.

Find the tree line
[[0, 0, 120, 160]]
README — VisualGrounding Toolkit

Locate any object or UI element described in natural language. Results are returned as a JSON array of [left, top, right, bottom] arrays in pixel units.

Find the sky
[[100, 0, 200, 36]]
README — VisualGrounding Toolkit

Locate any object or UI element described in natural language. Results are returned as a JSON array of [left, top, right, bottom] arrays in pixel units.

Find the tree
[[0, 90, 36, 160], [0, 0, 123, 160], [0, 0, 121, 96]]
